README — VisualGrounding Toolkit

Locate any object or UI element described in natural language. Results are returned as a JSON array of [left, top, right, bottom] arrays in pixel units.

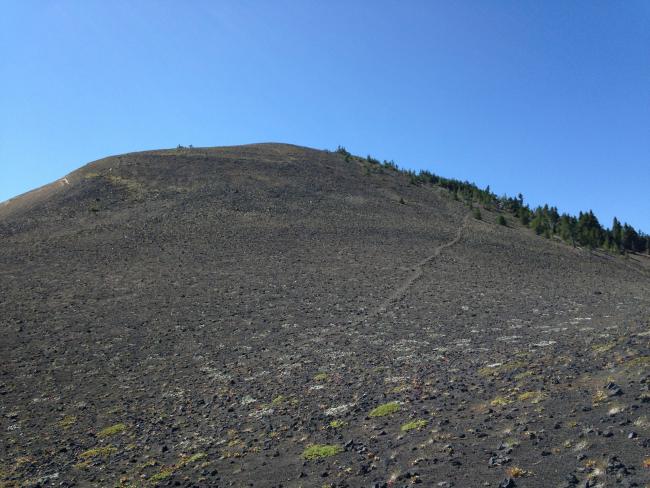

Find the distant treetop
[[336, 146, 649, 255]]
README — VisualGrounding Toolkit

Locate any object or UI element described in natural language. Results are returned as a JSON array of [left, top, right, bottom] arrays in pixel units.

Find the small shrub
[[329, 419, 346, 428], [369, 401, 400, 417], [302, 444, 343, 460], [498, 215, 507, 226], [473, 208, 482, 220], [313, 372, 328, 381]]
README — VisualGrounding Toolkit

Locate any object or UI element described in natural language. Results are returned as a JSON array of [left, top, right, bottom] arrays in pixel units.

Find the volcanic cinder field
[[1, 143, 649, 488]]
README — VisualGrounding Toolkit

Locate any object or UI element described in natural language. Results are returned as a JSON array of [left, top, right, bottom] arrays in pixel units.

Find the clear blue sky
[[1, 1, 648, 231]]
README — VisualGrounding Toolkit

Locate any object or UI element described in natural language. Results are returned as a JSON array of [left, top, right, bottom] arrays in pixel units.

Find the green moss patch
[[401, 419, 427, 432], [302, 444, 343, 460], [329, 419, 346, 428], [369, 401, 400, 417]]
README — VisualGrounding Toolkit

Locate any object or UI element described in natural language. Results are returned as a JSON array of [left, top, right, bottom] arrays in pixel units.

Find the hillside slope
[[1, 144, 648, 487]]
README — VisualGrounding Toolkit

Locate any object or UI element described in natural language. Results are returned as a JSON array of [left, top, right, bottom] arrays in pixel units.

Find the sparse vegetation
[[478, 361, 527, 377], [592, 342, 616, 354], [179, 453, 207, 466], [58, 415, 77, 428], [366, 154, 381, 165], [329, 419, 346, 428], [150, 468, 174, 482], [518, 391, 545, 403], [271, 395, 286, 405], [313, 372, 328, 381], [147, 453, 207, 483], [592, 390, 608, 404], [506, 466, 529, 478], [336, 145, 351, 162], [97, 423, 126, 438], [79, 446, 118, 460], [401, 419, 427, 432], [514, 370, 534, 381], [336, 145, 350, 156], [490, 396, 511, 407], [302, 444, 343, 460], [369, 401, 400, 417]]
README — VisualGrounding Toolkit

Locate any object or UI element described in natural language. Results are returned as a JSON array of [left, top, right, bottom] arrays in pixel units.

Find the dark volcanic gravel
[[1, 143, 649, 487]]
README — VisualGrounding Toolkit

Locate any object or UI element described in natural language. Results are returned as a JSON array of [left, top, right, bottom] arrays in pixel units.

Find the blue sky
[[1, 1, 648, 231]]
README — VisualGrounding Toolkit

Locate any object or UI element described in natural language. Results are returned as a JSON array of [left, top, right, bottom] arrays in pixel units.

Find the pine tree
[[530, 213, 547, 236], [612, 217, 623, 251]]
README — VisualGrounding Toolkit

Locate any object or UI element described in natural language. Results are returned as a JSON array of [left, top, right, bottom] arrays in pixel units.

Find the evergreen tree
[[612, 217, 623, 251], [530, 213, 547, 236], [576, 211, 603, 248]]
